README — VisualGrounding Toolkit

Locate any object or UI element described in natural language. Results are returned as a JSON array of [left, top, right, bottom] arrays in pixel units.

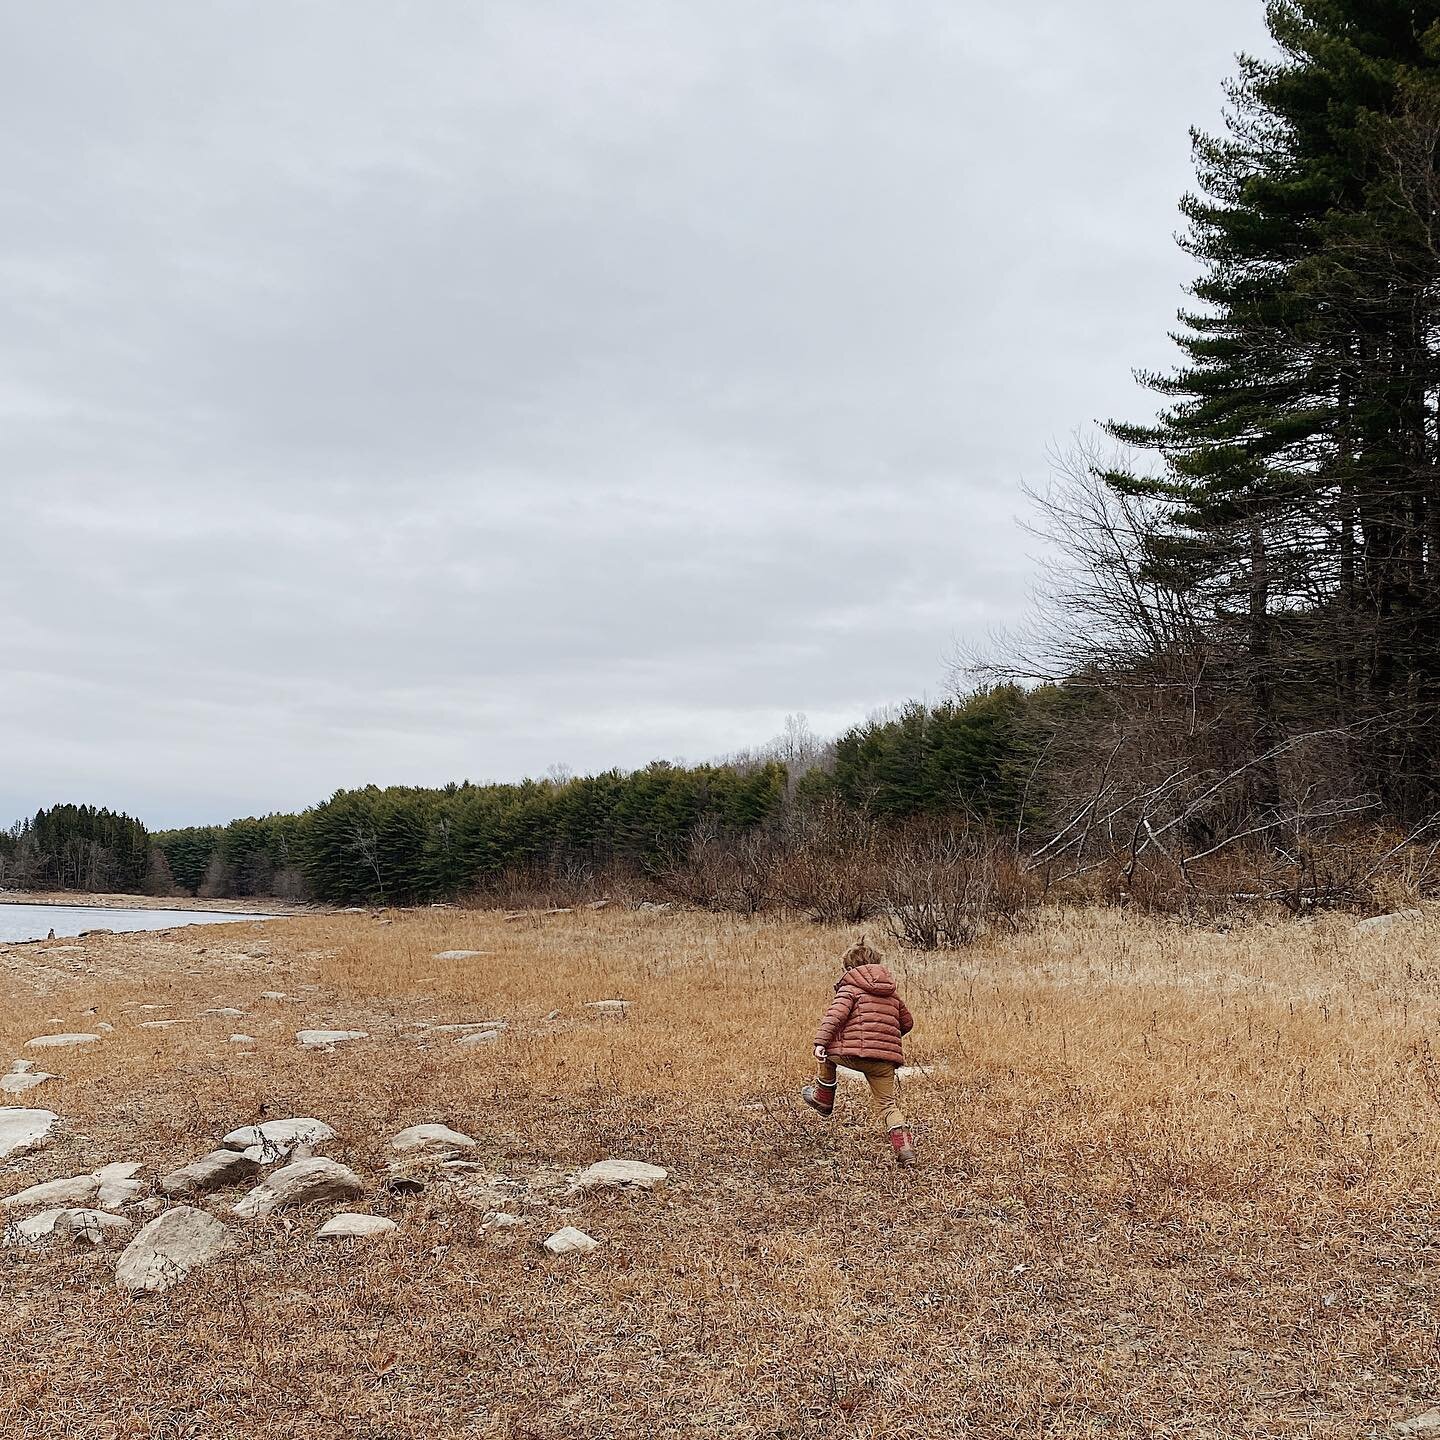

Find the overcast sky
[[2, 0, 1272, 829]]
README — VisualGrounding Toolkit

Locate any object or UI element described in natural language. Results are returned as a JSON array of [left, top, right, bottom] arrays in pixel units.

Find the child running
[[801, 936, 917, 1168]]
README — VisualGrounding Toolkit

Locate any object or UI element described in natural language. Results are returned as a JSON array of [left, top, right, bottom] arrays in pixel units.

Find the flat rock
[[486, 1213, 524, 1230], [426, 1021, 507, 1034], [116, 1206, 231, 1294], [543, 1225, 599, 1256], [1396, 1412, 1440, 1436], [8, 1060, 35, 1075], [455, 1029, 502, 1047], [161, 1149, 263, 1197], [229, 1034, 256, 1045], [138, 1019, 190, 1030], [56, 1208, 132, 1245], [26, 1033, 100, 1049], [202, 1008, 247, 1018], [433, 951, 487, 961], [568, 1159, 669, 1194], [259, 991, 290, 1002], [584, 999, 631, 1016], [2, 1173, 101, 1212], [1358, 909, 1425, 935], [95, 1163, 146, 1208], [233, 1157, 364, 1218], [317, 1213, 397, 1240], [222, 1118, 337, 1156], [1, 1070, 57, 1096], [0, 1109, 58, 1162], [4, 1208, 71, 1246], [389, 1124, 478, 1155], [295, 1029, 368, 1049]]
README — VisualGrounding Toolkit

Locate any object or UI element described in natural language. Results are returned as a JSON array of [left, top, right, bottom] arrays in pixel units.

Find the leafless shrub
[[877, 818, 1039, 950], [773, 799, 884, 924]]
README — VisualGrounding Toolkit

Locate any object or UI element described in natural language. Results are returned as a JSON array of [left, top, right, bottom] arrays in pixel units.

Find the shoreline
[[0, 889, 316, 915]]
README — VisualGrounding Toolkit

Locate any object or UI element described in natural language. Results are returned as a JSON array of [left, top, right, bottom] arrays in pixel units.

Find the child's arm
[[897, 996, 915, 1036], [814, 991, 855, 1052]]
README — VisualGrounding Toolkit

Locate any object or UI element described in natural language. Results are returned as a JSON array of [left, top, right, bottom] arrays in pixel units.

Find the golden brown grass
[[3, 903, 1440, 1438]]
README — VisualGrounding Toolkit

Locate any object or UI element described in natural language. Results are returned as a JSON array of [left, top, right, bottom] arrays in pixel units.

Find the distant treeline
[[0, 804, 153, 894], [3, 686, 1052, 906]]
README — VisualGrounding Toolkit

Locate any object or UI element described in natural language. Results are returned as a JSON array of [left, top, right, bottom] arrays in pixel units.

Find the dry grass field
[[3, 902, 1440, 1438]]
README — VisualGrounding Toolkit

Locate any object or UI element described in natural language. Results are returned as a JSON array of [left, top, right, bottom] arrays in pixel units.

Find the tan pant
[[820, 1054, 906, 1132]]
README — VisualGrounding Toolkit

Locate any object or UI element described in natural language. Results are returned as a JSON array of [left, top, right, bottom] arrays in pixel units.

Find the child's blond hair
[[841, 935, 883, 970]]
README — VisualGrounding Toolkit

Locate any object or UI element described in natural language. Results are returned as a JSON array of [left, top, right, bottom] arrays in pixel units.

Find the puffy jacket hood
[[839, 963, 896, 997]]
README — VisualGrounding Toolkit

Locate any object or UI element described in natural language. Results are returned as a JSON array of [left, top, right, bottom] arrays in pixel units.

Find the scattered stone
[[584, 1000, 631, 1016], [56, 1208, 132, 1245], [202, 1007, 247, 1018], [2, 1173, 102, 1212], [233, 1157, 365, 1218], [4, 1208, 70, 1246], [1358, 909, 1425, 935], [26, 1033, 100, 1049], [96, 1022, 115, 1033], [587, 900, 611, 911], [229, 1034, 256, 1045], [486, 1213, 524, 1230], [637, 901, 672, 913], [259, 991, 290, 1001], [568, 1159, 669, 1194], [389, 1124, 477, 1155], [0, 1109, 58, 1162], [426, 1021, 507, 1034], [295, 1029, 368, 1050], [94, 1163, 144, 1208], [116, 1206, 231, 1294], [132, 1196, 166, 1216], [317, 1213, 397, 1240], [433, 951, 487, 961], [543, 1226, 599, 1256], [1396, 1411, 1440, 1436], [1, 1070, 57, 1096], [161, 1149, 263, 1198], [455, 1029, 501, 1048], [222, 1118, 337, 1157]]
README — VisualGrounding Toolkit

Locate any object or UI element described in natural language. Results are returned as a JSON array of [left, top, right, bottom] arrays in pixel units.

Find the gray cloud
[[2, 0, 1271, 826]]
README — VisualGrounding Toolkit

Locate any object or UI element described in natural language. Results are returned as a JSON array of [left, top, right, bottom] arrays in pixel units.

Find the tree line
[[2, 687, 1054, 908]]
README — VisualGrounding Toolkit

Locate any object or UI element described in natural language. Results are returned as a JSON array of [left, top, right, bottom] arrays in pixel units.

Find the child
[[802, 936, 917, 1168]]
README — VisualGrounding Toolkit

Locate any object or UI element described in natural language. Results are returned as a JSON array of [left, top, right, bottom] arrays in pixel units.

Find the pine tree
[[1108, 0, 1440, 817]]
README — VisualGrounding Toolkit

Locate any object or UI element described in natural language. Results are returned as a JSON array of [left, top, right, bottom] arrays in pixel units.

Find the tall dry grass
[[2, 904, 1439, 1437]]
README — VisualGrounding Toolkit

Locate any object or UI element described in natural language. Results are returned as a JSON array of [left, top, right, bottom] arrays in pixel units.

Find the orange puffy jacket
[[814, 963, 914, 1065]]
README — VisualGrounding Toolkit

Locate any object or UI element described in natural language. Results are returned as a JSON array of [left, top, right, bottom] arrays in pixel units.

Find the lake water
[[0, 902, 277, 944]]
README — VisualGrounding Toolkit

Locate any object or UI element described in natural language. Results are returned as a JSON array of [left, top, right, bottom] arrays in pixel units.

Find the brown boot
[[801, 1078, 837, 1118], [888, 1126, 916, 1168]]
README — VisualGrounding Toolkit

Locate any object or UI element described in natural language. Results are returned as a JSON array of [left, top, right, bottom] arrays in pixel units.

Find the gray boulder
[[542, 1226, 598, 1256], [0, 1109, 58, 1162], [233, 1157, 364, 1218], [1357, 908, 1425, 935], [161, 1149, 263, 1197], [295, 1029, 368, 1050], [568, 1159, 668, 1194], [222, 1118, 337, 1158], [317, 1213, 396, 1240], [115, 1206, 232, 1294], [389, 1124, 477, 1155]]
